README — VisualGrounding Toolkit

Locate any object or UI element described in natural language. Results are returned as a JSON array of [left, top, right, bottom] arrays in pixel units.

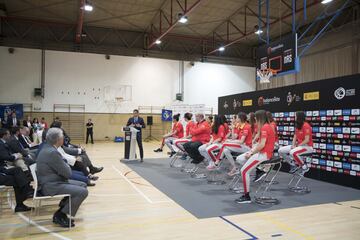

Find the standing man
[[7, 112, 20, 129], [86, 119, 94, 144], [126, 109, 146, 162]]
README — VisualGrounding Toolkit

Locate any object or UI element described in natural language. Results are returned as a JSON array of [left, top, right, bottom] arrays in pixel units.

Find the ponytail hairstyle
[[212, 115, 222, 134], [254, 110, 268, 128], [266, 111, 274, 123], [237, 112, 247, 124], [184, 112, 193, 121], [295, 111, 306, 130], [248, 112, 256, 133], [173, 113, 180, 122]]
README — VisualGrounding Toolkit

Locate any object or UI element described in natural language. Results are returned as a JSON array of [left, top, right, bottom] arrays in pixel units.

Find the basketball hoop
[[257, 68, 277, 84]]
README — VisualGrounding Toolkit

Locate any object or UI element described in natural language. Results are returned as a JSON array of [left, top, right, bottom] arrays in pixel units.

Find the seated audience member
[[7, 127, 36, 166], [183, 114, 211, 164], [50, 121, 103, 174], [22, 115, 33, 141], [0, 166, 33, 212], [173, 113, 195, 154], [278, 111, 313, 173], [217, 112, 252, 176], [37, 128, 88, 228], [154, 114, 184, 156], [198, 115, 226, 169], [57, 146, 98, 186], [234, 110, 276, 203], [0, 128, 29, 172], [32, 118, 43, 144], [19, 127, 38, 150], [40, 117, 48, 129]]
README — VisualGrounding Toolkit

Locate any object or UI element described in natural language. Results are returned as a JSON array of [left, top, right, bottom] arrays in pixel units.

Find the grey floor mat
[[125, 158, 360, 219]]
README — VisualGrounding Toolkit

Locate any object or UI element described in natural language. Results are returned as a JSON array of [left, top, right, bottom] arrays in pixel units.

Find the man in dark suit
[[0, 128, 29, 172], [0, 167, 33, 212], [7, 127, 36, 166], [126, 109, 146, 162], [6, 112, 20, 129], [19, 127, 38, 150]]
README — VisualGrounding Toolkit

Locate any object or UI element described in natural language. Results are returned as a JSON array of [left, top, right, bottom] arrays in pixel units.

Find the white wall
[[0, 46, 255, 113], [183, 62, 255, 113]]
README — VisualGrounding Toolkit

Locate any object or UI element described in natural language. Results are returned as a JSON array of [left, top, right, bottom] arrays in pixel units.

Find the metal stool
[[190, 159, 208, 179], [254, 156, 282, 205], [170, 152, 185, 168], [288, 153, 312, 194], [207, 160, 228, 185], [227, 152, 243, 192]]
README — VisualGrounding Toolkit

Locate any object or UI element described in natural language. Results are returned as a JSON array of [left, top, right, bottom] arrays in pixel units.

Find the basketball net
[[257, 68, 276, 84]]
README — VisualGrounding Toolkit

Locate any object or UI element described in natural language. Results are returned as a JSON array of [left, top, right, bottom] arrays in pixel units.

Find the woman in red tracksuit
[[278, 111, 313, 174], [154, 114, 183, 156], [253, 111, 279, 182], [215, 112, 252, 174], [173, 112, 195, 153], [199, 115, 226, 167], [234, 110, 276, 203]]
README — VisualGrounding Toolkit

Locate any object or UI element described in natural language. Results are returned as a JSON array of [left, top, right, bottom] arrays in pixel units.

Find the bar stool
[[169, 152, 185, 168], [254, 156, 282, 205], [288, 153, 312, 194]]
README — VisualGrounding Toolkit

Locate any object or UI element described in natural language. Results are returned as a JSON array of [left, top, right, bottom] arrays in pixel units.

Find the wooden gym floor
[[1, 141, 360, 240]]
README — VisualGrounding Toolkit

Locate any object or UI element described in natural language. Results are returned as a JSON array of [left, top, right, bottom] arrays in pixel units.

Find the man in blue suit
[[126, 109, 146, 162]]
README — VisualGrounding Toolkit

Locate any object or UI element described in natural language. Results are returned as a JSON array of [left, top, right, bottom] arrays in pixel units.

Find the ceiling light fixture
[[218, 46, 225, 52], [321, 0, 333, 4], [155, 39, 162, 45], [84, 1, 93, 11], [179, 15, 188, 24]]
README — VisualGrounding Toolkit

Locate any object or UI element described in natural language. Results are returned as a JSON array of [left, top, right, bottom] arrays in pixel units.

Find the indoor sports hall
[[0, 0, 359, 239]]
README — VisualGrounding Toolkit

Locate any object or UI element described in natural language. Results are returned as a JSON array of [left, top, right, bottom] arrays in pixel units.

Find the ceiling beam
[[147, 0, 204, 49], [75, 0, 85, 44]]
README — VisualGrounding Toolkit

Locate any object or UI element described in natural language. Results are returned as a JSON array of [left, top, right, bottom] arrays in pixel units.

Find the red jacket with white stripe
[[190, 120, 211, 144]]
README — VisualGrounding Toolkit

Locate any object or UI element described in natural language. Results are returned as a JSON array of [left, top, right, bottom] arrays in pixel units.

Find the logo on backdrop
[[258, 96, 280, 106], [223, 101, 229, 109], [334, 87, 355, 100], [286, 92, 301, 106], [233, 99, 241, 110], [161, 109, 172, 122]]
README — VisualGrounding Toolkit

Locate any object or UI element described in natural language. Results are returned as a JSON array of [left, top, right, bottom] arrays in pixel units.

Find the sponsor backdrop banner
[[219, 74, 360, 189], [0, 104, 24, 121]]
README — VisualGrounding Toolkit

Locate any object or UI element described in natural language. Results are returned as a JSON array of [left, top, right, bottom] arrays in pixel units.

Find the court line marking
[[219, 216, 258, 240], [7, 193, 72, 240], [256, 212, 315, 240], [112, 165, 172, 204]]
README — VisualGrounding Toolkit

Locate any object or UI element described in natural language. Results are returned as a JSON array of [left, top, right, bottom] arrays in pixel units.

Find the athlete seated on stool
[[278, 111, 313, 174], [173, 113, 195, 156], [199, 115, 226, 167], [215, 112, 252, 175], [183, 114, 211, 164], [154, 114, 183, 157], [235, 110, 276, 203], [254, 111, 279, 182]]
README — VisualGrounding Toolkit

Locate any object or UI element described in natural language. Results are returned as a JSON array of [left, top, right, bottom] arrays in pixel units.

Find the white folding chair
[[0, 185, 13, 214], [29, 164, 72, 229]]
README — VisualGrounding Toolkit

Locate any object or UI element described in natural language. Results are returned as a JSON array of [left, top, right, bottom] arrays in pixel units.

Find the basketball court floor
[[1, 142, 360, 240]]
